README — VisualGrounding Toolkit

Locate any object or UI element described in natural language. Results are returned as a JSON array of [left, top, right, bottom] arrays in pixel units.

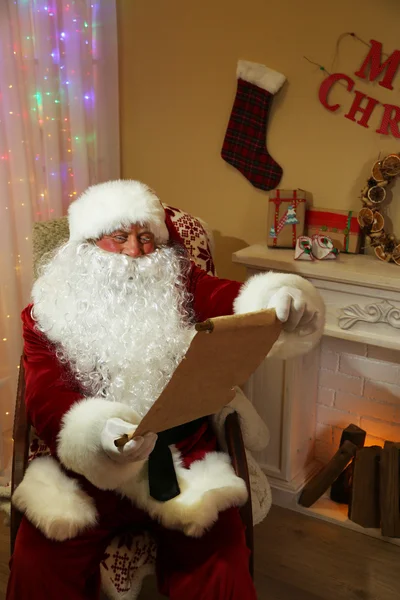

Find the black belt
[[148, 417, 208, 502]]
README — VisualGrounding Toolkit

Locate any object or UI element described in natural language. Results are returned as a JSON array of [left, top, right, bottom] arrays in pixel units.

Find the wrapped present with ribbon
[[267, 189, 308, 248], [305, 208, 362, 254]]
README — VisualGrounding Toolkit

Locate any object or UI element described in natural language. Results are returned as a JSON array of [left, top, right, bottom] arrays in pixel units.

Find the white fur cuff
[[57, 398, 144, 490], [120, 451, 248, 538], [237, 60, 286, 94], [234, 272, 325, 359], [12, 456, 98, 540]]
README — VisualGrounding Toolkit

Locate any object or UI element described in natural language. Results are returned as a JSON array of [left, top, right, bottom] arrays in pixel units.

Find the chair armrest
[[10, 357, 30, 554], [224, 411, 254, 578]]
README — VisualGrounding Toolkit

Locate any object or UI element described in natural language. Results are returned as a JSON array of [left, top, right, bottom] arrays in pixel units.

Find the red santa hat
[[68, 180, 170, 244]]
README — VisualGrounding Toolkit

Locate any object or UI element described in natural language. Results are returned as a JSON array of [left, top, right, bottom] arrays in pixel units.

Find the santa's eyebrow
[[110, 228, 153, 236]]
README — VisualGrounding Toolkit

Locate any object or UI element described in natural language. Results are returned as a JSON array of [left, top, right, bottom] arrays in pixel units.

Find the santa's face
[[95, 224, 156, 257]]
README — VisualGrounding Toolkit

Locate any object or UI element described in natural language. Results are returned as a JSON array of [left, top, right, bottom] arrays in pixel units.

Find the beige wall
[[117, 0, 400, 280]]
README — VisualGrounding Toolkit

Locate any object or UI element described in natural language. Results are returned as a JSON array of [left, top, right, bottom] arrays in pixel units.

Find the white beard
[[32, 242, 196, 417]]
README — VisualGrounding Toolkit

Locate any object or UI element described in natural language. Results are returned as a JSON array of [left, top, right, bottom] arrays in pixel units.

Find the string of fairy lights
[[0, 1, 100, 400], [3, 0, 98, 221]]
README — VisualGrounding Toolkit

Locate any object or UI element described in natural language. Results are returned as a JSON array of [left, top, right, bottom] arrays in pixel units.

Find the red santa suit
[[7, 180, 325, 600]]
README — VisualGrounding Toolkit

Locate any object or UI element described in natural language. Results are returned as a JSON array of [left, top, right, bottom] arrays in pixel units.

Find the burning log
[[299, 440, 357, 508], [330, 424, 366, 504]]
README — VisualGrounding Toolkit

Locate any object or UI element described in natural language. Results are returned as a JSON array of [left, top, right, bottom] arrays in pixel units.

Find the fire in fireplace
[[298, 423, 400, 537]]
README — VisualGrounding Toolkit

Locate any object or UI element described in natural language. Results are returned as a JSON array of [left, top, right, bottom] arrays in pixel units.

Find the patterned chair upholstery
[[16, 206, 227, 600]]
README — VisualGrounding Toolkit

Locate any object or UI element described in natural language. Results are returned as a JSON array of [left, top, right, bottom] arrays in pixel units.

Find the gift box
[[305, 208, 362, 254], [267, 189, 308, 248]]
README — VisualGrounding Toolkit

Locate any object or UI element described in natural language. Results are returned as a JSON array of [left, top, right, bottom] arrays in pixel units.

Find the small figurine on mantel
[[294, 235, 339, 261]]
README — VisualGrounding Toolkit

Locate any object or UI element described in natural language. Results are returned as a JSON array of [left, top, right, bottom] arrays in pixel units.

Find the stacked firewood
[[299, 424, 400, 537]]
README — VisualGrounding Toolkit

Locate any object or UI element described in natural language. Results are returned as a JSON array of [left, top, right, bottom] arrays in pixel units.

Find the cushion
[[164, 205, 215, 275], [100, 530, 157, 600]]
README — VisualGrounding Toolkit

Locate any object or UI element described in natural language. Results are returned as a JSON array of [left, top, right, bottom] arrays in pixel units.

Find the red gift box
[[305, 208, 362, 254]]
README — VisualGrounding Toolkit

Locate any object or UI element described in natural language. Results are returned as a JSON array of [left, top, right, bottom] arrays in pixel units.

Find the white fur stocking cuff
[[237, 60, 286, 94]]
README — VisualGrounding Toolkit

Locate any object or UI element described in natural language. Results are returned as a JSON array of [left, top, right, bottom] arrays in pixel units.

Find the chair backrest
[[32, 216, 69, 278], [32, 205, 216, 278]]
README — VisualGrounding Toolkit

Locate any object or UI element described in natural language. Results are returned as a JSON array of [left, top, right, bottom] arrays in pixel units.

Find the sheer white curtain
[[0, 0, 120, 481]]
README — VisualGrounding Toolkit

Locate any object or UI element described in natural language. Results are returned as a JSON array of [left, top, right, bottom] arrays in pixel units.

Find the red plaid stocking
[[221, 60, 286, 191]]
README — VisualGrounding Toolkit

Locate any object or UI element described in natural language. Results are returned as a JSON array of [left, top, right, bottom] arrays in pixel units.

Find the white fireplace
[[232, 245, 400, 543]]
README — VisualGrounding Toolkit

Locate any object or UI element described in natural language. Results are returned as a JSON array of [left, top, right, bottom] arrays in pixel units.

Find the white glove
[[101, 418, 157, 464], [267, 286, 318, 333]]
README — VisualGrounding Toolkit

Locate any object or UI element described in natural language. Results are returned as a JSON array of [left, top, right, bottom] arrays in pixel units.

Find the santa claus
[[7, 180, 324, 600]]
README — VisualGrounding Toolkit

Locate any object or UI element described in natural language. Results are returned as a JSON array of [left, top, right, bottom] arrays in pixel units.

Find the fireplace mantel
[[232, 245, 400, 541], [233, 246, 400, 350]]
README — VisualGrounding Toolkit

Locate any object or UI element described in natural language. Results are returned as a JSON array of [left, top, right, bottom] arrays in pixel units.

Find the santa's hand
[[101, 418, 157, 464], [267, 286, 318, 333]]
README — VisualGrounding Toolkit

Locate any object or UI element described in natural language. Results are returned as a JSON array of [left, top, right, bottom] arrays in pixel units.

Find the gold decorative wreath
[[358, 154, 400, 265]]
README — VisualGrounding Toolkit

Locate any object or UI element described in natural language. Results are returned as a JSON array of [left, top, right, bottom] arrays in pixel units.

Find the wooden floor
[[1, 505, 400, 599]]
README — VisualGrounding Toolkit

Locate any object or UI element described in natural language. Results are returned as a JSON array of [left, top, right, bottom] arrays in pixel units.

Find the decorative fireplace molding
[[232, 246, 400, 509], [232, 247, 400, 351], [339, 300, 400, 330]]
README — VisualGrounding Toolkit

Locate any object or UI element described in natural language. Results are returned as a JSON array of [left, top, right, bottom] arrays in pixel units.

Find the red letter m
[[355, 39, 400, 91]]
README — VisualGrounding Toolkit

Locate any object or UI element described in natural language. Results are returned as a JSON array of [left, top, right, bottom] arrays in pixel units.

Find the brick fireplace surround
[[233, 245, 400, 543], [317, 338, 400, 463]]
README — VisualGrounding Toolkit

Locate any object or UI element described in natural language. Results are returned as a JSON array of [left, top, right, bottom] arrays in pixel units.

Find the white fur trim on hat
[[68, 180, 169, 243], [237, 60, 286, 94]]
